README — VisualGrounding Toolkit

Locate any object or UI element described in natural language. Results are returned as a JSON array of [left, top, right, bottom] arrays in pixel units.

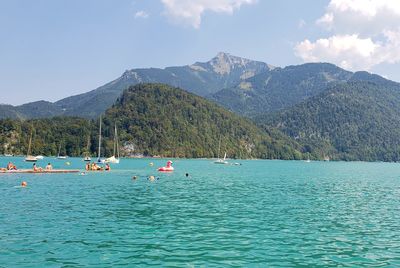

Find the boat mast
[[27, 128, 33, 156], [217, 136, 221, 159], [58, 143, 61, 157], [113, 123, 117, 157], [86, 135, 90, 156], [98, 115, 102, 160], [115, 123, 120, 159]]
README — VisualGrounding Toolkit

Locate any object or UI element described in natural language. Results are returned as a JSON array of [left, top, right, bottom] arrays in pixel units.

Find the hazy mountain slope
[[257, 81, 400, 161], [212, 63, 353, 116], [55, 52, 272, 118]]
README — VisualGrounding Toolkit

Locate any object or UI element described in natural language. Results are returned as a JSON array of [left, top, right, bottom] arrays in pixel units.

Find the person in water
[[85, 162, 90, 171], [45, 163, 53, 170], [105, 163, 111, 171], [33, 163, 43, 172]]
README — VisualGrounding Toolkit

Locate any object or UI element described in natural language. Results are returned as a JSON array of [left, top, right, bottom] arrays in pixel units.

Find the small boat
[[83, 135, 91, 162], [214, 137, 229, 164], [158, 160, 174, 172], [105, 123, 120, 164], [56, 142, 68, 159], [25, 155, 38, 162], [105, 155, 119, 164], [25, 129, 37, 162], [214, 152, 229, 165], [4, 154, 13, 157]]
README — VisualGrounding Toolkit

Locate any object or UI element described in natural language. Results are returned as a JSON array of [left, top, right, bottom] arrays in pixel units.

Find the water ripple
[[1, 159, 400, 266]]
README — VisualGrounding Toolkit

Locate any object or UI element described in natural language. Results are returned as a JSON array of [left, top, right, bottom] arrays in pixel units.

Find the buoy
[[21, 181, 27, 187], [149, 162, 154, 166], [66, 162, 71, 166]]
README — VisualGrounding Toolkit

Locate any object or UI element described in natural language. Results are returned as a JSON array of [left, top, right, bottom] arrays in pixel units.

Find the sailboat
[[25, 128, 37, 162], [57, 143, 67, 159], [97, 116, 105, 163], [305, 152, 311, 162], [83, 135, 91, 162], [214, 137, 228, 164], [215, 152, 229, 164], [105, 123, 120, 164]]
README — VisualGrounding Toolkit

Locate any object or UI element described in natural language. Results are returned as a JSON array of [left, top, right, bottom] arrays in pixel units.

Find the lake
[[1, 157, 400, 267]]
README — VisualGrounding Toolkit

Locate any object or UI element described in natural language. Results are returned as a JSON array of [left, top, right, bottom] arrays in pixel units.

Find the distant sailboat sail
[[214, 137, 228, 164], [57, 142, 67, 159], [97, 116, 105, 163], [83, 135, 91, 162], [25, 128, 37, 162], [105, 123, 120, 164]]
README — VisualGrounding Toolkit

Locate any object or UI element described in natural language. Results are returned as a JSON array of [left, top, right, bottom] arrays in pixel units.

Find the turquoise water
[[1, 157, 400, 267]]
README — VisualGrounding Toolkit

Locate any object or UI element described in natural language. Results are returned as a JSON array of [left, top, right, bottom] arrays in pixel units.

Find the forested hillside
[[0, 84, 304, 159], [258, 82, 400, 161]]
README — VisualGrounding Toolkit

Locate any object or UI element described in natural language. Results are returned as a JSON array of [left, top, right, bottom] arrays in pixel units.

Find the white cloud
[[295, 0, 400, 71], [135, 10, 149, 19], [160, 0, 257, 28]]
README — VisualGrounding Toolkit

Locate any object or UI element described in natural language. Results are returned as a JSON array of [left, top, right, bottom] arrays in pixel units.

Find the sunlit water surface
[[1, 157, 400, 267]]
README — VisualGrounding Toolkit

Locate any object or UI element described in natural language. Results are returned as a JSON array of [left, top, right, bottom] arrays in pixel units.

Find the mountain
[[0, 101, 64, 120], [0, 83, 303, 159], [0, 52, 267, 119], [257, 81, 400, 161], [212, 63, 355, 116], [101, 83, 302, 159], [55, 52, 272, 118]]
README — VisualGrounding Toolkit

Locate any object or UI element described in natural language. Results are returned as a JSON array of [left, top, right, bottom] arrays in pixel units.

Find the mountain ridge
[[0, 52, 272, 119]]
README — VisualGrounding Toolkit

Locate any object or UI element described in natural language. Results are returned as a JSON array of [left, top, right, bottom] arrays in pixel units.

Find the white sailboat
[[57, 143, 67, 159], [97, 116, 105, 163], [214, 152, 229, 164], [83, 135, 91, 162], [25, 129, 37, 162], [214, 138, 228, 164], [105, 123, 120, 164]]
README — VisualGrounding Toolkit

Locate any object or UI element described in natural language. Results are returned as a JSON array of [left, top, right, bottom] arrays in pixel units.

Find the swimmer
[[185, 173, 189, 177], [132, 176, 138, 180], [105, 163, 111, 171], [21, 181, 27, 187], [149, 162, 154, 166], [148, 175, 155, 181]]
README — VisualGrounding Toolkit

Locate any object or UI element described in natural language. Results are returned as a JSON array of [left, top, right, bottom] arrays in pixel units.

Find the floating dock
[[0, 169, 80, 174]]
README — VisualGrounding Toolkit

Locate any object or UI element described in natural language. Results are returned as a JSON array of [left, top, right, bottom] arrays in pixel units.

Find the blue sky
[[1, 0, 400, 105]]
